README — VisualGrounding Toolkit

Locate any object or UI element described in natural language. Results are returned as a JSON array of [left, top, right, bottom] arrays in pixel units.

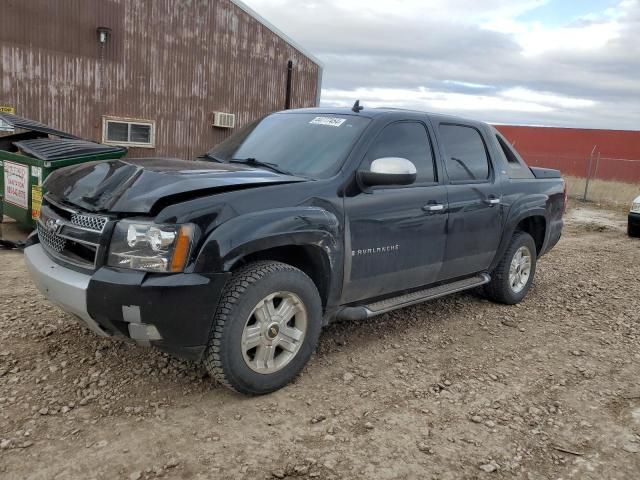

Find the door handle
[[423, 203, 446, 212], [485, 197, 501, 207]]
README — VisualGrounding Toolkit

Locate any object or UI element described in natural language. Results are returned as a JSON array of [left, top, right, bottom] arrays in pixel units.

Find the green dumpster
[[0, 114, 127, 229]]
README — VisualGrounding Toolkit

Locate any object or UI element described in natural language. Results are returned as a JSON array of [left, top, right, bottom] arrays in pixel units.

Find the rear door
[[435, 123, 503, 280], [343, 120, 449, 303]]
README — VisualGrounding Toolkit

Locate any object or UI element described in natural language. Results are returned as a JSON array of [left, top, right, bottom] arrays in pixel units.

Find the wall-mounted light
[[97, 27, 112, 46]]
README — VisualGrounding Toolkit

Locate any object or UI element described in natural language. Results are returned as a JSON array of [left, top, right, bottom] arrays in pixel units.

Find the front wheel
[[629, 221, 640, 238], [203, 261, 322, 395], [485, 232, 537, 305]]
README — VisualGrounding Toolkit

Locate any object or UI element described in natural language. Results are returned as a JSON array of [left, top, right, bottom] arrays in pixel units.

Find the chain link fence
[[519, 152, 640, 183], [517, 151, 640, 203]]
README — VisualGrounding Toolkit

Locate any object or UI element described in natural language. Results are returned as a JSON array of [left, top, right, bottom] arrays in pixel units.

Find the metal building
[[0, 0, 323, 158], [496, 125, 640, 183]]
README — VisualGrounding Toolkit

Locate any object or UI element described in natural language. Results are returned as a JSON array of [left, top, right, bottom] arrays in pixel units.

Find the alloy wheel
[[241, 292, 308, 375]]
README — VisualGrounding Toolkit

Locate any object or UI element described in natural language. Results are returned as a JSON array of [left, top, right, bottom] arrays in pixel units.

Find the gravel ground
[[1, 205, 639, 480]]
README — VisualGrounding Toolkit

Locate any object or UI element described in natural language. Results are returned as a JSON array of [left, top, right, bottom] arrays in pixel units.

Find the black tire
[[485, 232, 537, 305], [0, 198, 4, 223], [629, 222, 640, 238], [203, 261, 322, 395]]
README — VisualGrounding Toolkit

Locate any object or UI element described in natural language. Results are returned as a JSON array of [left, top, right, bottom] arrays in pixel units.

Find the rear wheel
[[485, 232, 537, 305], [203, 261, 322, 395]]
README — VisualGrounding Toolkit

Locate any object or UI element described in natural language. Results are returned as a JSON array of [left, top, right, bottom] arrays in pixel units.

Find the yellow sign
[[0, 106, 15, 114], [31, 185, 42, 219]]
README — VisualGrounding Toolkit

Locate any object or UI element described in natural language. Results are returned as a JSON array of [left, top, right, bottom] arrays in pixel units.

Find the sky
[[242, 0, 640, 130]]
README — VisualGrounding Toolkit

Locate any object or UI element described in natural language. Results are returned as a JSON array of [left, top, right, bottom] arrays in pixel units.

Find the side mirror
[[358, 157, 417, 188]]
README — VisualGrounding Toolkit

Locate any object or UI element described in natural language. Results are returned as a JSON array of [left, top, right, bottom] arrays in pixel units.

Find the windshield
[[206, 113, 370, 179]]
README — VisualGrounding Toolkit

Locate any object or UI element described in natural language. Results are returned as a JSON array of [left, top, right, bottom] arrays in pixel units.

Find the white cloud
[[242, 0, 640, 129], [499, 87, 596, 109], [443, 80, 494, 90], [482, 8, 627, 56], [323, 86, 557, 113], [322, 85, 596, 118]]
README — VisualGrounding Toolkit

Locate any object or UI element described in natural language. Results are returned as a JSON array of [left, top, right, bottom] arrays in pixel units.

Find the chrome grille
[[37, 222, 67, 253], [37, 201, 111, 270], [71, 213, 108, 232]]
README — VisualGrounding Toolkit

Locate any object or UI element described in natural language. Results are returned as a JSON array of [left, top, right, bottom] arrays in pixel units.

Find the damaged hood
[[44, 158, 307, 213]]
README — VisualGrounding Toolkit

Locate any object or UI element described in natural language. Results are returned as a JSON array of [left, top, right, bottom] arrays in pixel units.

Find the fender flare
[[490, 196, 549, 271], [194, 207, 342, 274]]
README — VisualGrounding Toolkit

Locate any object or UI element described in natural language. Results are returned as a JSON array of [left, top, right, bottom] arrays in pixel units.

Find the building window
[[102, 117, 155, 148]]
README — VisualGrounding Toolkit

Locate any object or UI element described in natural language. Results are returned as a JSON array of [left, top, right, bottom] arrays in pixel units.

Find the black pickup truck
[[24, 107, 565, 395]]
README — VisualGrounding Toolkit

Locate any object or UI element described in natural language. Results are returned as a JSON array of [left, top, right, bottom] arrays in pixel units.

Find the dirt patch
[[0, 217, 31, 246], [566, 206, 628, 232], [1, 207, 639, 479]]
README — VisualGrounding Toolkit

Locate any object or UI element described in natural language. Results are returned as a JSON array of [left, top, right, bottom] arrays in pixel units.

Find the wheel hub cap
[[266, 323, 280, 340], [241, 292, 308, 375], [509, 246, 532, 294]]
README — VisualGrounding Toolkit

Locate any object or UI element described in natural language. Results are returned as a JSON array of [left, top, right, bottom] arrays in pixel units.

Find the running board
[[338, 273, 491, 321]]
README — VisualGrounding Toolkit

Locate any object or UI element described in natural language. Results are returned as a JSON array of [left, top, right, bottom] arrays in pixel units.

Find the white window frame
[[102, 116, 156, 149]]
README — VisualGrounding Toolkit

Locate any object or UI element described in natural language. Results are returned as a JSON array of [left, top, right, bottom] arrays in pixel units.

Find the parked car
[[629, 195, 640, 238], [24, 107, 566, 395]]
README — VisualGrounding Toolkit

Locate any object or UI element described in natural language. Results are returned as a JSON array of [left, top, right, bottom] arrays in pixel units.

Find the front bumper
[[25, 244, 230, 361], [25, 244, 109, 337]]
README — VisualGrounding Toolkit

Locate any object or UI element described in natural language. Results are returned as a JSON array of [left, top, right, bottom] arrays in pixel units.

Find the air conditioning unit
[[212, 112, 235, 129]]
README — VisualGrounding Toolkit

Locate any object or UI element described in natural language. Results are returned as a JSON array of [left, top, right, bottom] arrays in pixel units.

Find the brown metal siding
[[0, 0, 321, 159]]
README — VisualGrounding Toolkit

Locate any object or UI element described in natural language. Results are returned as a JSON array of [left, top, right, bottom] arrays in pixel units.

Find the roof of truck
[[277, 107, 488, 127]]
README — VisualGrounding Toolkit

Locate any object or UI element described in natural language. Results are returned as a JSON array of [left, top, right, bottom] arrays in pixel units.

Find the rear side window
[[495, 133, 534, 179], [439, 124, 490, 182], [496, 134, 520, 164], [365, 122, 436, 184]]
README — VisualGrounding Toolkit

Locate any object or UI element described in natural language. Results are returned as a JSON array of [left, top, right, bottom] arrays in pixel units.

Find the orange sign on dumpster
[[31, 185, 42, 219]]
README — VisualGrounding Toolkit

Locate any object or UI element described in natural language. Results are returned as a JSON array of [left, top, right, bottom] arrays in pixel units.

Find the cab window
[[364, 122, 436, 184], [439, 124, 491, 182]]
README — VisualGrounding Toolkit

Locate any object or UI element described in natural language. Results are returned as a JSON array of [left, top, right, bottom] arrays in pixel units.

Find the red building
[[495, 125, 640, 184]]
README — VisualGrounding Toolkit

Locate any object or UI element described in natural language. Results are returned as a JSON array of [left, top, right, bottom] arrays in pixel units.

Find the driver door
[[342, 120, 449, 304]]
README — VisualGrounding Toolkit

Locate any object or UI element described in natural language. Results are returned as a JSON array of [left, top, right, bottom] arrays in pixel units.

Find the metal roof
[[230, 0, 324, 68], [14, 138, 126, 161], [0, 113, 80, 139]]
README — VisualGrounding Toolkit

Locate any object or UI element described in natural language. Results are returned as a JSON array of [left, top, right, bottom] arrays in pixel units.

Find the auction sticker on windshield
[[309, 117, 347, 127]]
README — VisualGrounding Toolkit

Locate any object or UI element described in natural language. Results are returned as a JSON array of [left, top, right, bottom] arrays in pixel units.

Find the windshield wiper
[[198, 152, 226, 163], [450, 157, 477, 180], [230, 158, 296, 177]]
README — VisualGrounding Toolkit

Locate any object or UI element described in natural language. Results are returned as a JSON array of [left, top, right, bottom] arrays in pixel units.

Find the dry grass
[[565, 175, 638, 210]]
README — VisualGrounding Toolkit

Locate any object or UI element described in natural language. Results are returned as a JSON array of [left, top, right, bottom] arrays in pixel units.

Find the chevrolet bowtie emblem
[[46, 218, 62, 233]]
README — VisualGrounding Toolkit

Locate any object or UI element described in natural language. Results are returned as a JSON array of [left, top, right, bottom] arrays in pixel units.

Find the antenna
[[352, 100, 364, 113]]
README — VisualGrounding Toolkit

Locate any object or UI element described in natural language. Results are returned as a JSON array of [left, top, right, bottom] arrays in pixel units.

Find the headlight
[[108, 220, 195, 273], [631, 202, 640, 214]]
